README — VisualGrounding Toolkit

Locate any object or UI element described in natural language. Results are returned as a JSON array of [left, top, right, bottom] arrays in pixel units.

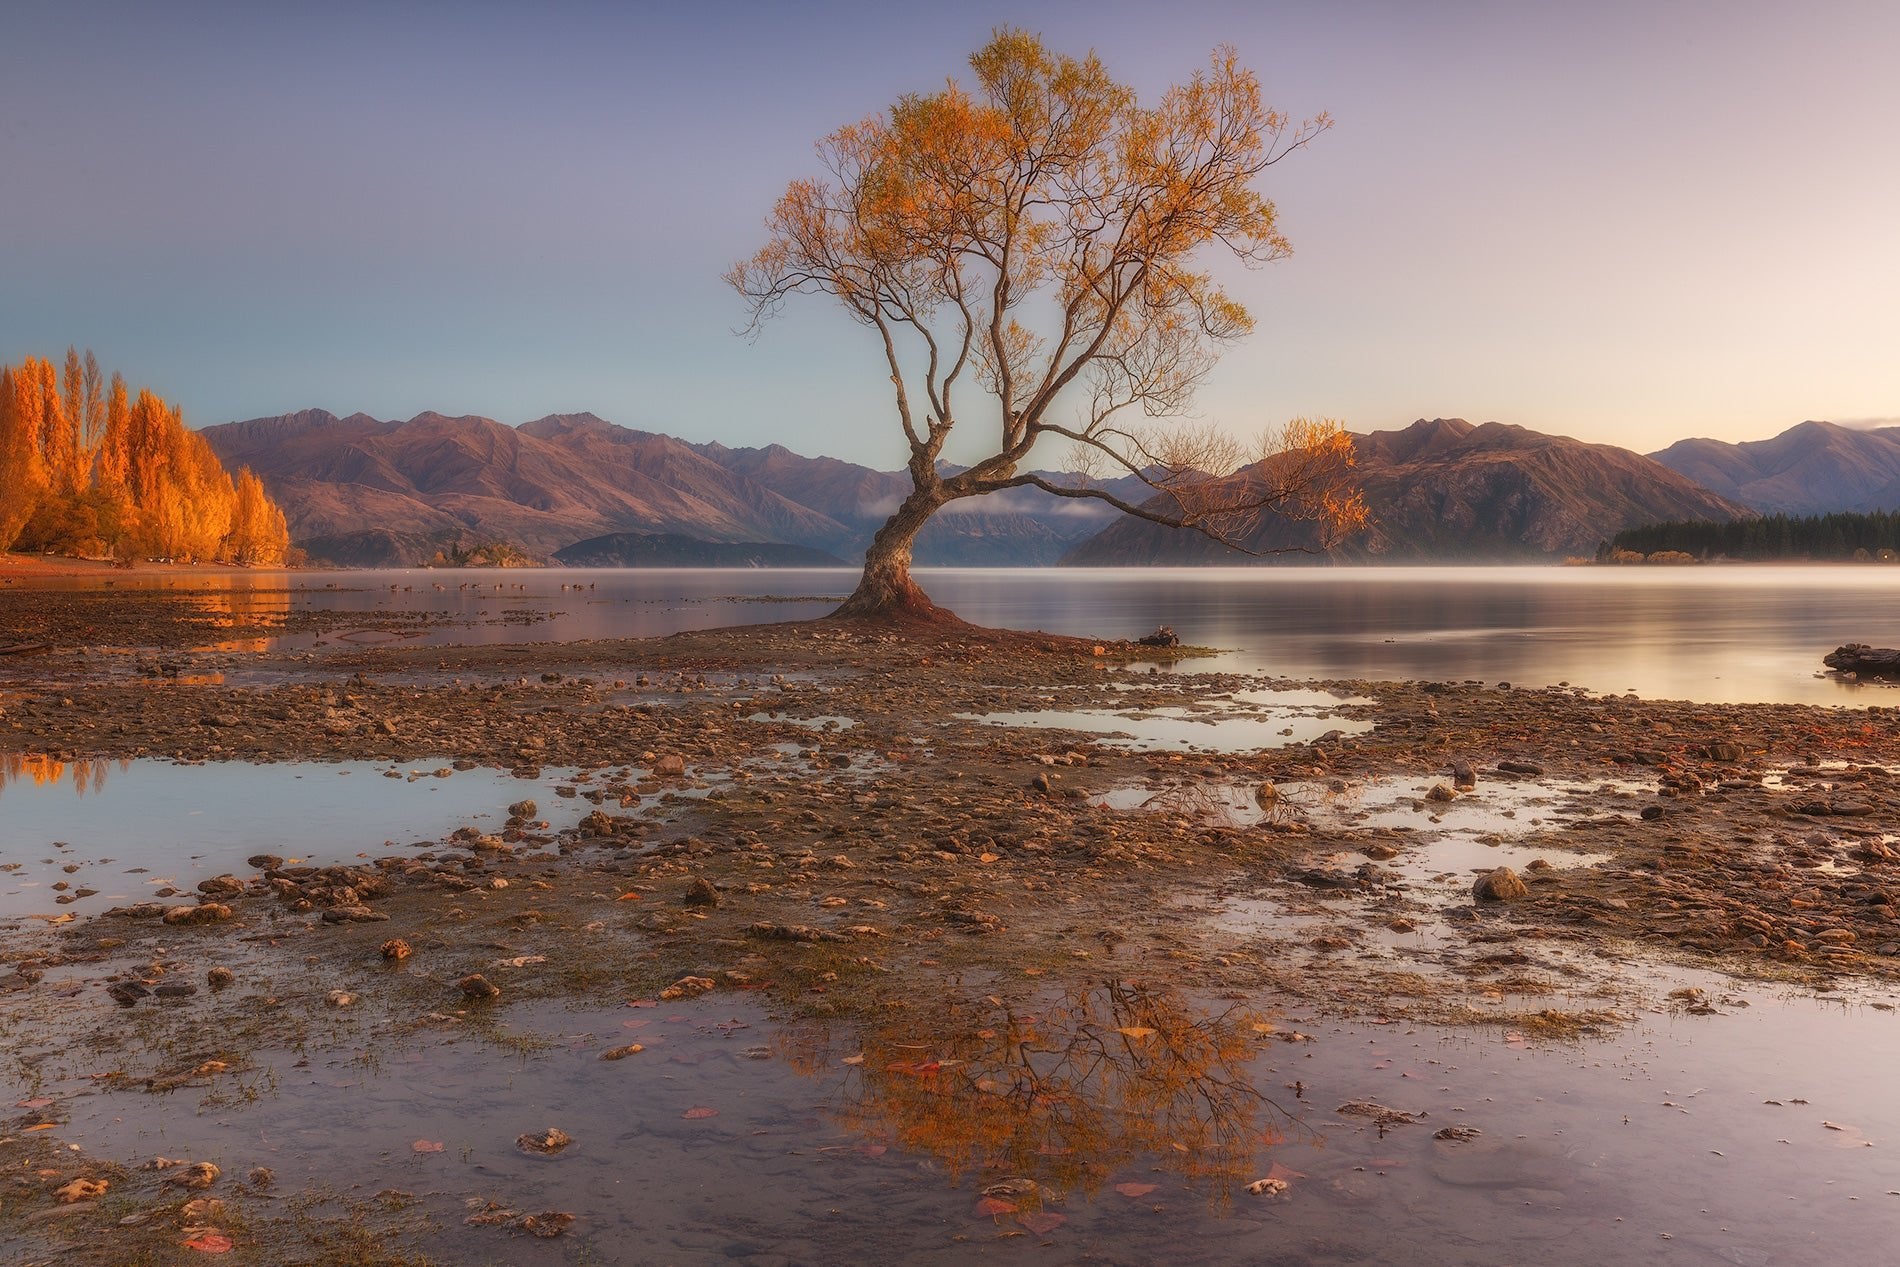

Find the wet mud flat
[[3, 594, 1900, 1263]]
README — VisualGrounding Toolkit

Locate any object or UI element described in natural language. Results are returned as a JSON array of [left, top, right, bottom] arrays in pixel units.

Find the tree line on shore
[[1610, 511, 1900, 562], [0, 349, 291, 564]]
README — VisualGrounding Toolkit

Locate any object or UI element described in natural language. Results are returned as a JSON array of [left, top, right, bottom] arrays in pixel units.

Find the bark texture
[[830, 488, 956, 622]]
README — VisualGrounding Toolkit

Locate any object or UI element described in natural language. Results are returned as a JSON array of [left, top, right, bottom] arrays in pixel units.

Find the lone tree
[[730, 29, 1366, 621]]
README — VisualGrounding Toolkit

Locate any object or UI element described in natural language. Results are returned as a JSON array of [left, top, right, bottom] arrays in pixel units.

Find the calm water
[[0, 757, 594, 919], [27, 975, 1900, 1266], [80, 564, 1900, 705]]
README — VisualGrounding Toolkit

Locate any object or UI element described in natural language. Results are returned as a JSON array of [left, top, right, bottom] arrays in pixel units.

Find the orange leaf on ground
[[974, 1197, 1016, 1217], [682, 1106, 718, 1120], [412, 1140, 445, 1154], [1114, 1182, 1158, 1198], [616, 892, 641, 901], [1019, 1211, 1066, 1234], [23, 1124, 55, 1132], [183, 1233, 234, 1253], [858, 1144, 887, 1157]]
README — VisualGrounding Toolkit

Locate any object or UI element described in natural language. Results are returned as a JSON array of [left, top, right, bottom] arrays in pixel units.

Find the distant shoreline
[[8, 549, 1900, 579]]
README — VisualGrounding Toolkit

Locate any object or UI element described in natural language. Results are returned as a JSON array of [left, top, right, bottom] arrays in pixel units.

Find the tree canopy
[[730, 29, 1365, 619]]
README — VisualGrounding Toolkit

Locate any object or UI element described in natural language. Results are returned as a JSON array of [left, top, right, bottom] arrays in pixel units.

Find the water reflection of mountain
[[775, 982, 1300, 1210]]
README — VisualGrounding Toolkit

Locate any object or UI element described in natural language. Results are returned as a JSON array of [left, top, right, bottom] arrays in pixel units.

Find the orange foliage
[[0, 350, 290, 564]]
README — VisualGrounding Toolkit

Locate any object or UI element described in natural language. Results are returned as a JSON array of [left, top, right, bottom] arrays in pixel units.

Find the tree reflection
[[776, 981, 1297, 1207], [189, 581, 291, 653], [0, 752, 121, 797]]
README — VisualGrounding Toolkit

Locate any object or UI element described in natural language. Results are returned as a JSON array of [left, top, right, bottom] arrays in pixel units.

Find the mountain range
[[1649, 420, 1900, 516], [199, 410, 1885, 568]]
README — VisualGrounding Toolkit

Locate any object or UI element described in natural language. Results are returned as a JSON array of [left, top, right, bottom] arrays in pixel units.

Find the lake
[[105, 564, 1900, 706]]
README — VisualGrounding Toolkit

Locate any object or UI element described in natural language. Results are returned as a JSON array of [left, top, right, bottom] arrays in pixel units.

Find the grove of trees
[[0, 349, 290, 564], [1611, 512, 1900, 562]]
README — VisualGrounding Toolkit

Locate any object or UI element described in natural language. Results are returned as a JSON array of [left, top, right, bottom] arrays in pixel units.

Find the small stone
[[326, 989, 355, 1007], [659, 975, 716, 1001], [107, 981, 149, 1007], [206, 967, 236, 991], [683, 877, 720, 908], [1426, 783, 1456, 803], [516, 1128, 573, 1156], [321, 904, 390, 923], [1473, 867, 1530, 902], [507, 799, 538, 819], [247, 1168, 275, 1189], [178, 1197, 227, 1224], [155, 982, 198, 999], [1497, 759, 1545, 776], [1640, 804, 1665, 821], [653, 754, 687, 777], [457, 973, 500, 1001], [380, 938, 412, 961], [55, 1178, 108, 1203], [164, 1162, 220, 1191], [510, 1210, 575, 1238], [163, 903, 232, 926]]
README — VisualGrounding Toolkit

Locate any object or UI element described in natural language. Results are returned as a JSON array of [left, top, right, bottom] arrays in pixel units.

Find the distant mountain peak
[[1651, 419, 1900, 515]]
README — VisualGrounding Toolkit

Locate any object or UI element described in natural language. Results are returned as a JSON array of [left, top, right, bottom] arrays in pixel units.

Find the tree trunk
[[830, 487, 956, 622]]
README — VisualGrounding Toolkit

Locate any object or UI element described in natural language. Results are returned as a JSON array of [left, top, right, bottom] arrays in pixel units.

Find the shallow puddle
[[745, 712, 857, 731], [19, 976, 1900, 1264], [0, 757, 592, 920], [961, 705, 1373, 752]]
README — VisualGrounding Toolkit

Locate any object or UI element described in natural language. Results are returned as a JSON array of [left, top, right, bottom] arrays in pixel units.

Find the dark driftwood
[[0, 643, 49, 657], [1824, 644, 1900, 676]]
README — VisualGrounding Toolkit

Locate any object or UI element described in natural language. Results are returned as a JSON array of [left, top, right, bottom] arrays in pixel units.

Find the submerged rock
[[515, 1128, 572, 1156]]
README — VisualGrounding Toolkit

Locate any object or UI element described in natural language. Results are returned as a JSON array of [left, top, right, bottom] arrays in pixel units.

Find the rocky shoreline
[[4, 578, 1899, 1262]]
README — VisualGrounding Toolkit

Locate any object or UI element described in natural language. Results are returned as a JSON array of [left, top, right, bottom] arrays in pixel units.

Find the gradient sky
[[3, 0, 1896, 469]]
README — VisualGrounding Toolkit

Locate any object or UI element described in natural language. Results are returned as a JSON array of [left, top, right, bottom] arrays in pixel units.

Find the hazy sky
[[3, 0, 1896, 468]]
